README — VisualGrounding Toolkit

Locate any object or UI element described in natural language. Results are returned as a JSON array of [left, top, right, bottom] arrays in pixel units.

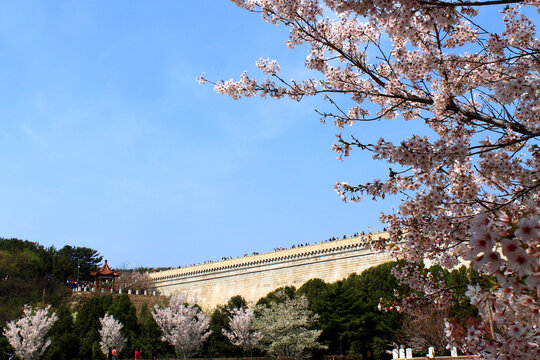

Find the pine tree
[[43, 305, 80, 360]]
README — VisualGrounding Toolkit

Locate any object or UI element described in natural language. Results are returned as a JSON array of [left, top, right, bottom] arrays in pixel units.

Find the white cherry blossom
[[3, 305, 57, 360], [152, 293, 211, 359], [99, 313, 127, 356]]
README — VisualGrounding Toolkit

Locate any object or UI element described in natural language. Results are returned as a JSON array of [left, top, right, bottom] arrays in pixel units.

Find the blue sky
[[0, 1, 411, 268]]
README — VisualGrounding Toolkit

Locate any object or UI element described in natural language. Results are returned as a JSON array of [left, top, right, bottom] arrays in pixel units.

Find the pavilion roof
[[90, 260, 121, 277]]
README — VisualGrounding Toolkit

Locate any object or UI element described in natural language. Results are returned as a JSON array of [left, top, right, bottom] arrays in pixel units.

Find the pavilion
[[90, 260, 120, 291]]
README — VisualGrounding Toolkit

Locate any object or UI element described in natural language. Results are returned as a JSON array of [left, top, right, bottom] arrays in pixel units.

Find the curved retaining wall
[[149, 233, 393, 310]]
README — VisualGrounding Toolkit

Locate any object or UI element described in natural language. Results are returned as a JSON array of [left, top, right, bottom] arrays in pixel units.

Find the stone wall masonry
[[150, 233, 393, 310]]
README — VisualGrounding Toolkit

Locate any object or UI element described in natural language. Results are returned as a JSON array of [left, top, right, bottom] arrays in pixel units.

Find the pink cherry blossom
[[514, 217, 540, 242]]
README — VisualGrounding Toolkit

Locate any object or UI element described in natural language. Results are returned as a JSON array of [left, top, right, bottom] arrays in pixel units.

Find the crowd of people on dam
[[154, 229, 387, 274], [272, 230, 386, 251]]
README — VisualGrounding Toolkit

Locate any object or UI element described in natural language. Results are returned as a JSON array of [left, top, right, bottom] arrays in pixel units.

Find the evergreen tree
[[297, 278, 327, 305], [444, 266, 480, 321], [256, 286, 296, 307], [298, 263, 401, 358], [341, 264, 401, 359], [57, 246, 102, 282], [44, 305, 80, 360], [138, 303, 174, 358], [204, 304, 240, 357], [75, 295, 111, 359]]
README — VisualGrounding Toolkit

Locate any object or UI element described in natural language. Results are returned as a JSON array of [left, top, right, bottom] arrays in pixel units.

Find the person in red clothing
[[134, 348, 141, 360], [111, 347, 118, 360]]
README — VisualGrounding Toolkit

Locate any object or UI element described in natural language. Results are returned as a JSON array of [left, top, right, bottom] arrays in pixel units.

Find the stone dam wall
[[149, 233, 393, 310]]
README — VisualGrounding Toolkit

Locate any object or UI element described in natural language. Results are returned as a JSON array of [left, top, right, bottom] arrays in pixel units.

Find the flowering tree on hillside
[[152, 293, 212, 358], [252, 291, 325, 358], [202, 0, 540, 358], [99, 313, 127, 356], [3, 305, 58, 360], [115, 271, 154, 292], [222, 307, 262, 356]]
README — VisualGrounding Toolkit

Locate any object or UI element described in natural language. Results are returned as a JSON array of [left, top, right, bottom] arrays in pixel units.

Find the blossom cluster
[[388, 263, 454, 316], [222, 307, 262, 355], [152, 294, 212, 358], [3, 305, 58, 360], [99, 313, 127, 356], [453, 210, 540, 358], [115, 271, 154, 292]]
